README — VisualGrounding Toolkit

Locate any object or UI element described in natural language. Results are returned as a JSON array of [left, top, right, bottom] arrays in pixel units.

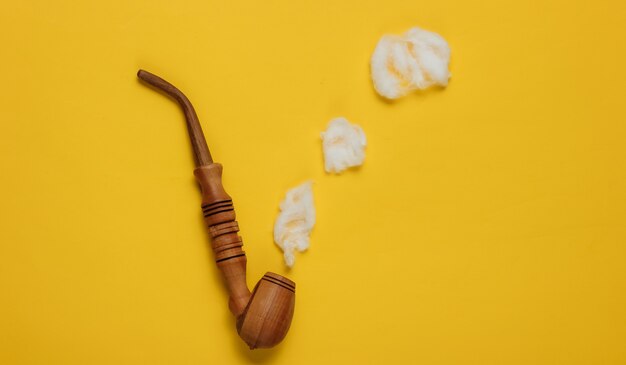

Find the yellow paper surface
[[0, 1, 625, 363]]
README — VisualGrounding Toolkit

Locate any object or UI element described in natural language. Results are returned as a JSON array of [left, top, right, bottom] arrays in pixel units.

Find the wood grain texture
[[196, 164, 296, 349], [138, 70, 295, 349]]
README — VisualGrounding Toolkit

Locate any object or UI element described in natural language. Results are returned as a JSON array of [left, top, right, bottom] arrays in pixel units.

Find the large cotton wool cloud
[[274, 181, 316, 268], [371, 27, 451, 99], [321, 117, 366, 174]]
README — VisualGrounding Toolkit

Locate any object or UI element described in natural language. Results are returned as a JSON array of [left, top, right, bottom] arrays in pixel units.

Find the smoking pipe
[[137, 69, 295, 349]]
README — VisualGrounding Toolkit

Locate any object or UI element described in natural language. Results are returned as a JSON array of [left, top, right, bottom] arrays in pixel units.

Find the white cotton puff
[[321, 117, 366, 174], [371, 27, 451, 99], [274, 181, 316, 268]]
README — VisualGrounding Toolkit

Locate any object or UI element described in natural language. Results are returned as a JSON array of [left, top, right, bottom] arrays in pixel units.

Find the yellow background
[[1, 0, 625, 363]]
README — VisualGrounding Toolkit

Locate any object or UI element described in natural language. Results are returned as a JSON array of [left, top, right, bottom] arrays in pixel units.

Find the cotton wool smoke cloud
[[371, 27, 451, 99], [274, 181, 315, 268], [321, 117, 367, 174]]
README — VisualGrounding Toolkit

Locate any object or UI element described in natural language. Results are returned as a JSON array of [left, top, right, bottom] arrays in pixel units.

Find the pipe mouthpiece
[[136, 69, 213, 166]]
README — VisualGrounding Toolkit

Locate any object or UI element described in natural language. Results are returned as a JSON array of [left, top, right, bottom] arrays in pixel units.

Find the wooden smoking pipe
[[137, 70, 295, 349]]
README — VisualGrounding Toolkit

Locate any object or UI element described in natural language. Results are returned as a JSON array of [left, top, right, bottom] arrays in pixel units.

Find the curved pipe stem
[[137, 69, 213, 166]]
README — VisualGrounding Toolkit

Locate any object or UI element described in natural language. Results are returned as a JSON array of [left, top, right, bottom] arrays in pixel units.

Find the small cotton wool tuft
[[274, 181, 315, 268], [371, 27, 451, 99], [321, 117, 366, 174]]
